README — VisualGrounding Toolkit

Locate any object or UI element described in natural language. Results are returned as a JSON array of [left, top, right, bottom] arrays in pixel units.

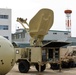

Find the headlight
[[16, 50, 19, 54]]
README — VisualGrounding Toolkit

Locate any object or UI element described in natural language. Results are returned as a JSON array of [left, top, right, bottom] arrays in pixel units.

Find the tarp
[[43, 41, 70, 47]]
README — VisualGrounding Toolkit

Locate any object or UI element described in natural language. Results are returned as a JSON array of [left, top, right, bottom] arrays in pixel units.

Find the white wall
[[0, 8, 11, 42], [44, 30, 71, 41]]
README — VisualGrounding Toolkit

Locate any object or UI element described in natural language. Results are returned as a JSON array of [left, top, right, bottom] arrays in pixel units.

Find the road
[[7, 64, 76, 75]]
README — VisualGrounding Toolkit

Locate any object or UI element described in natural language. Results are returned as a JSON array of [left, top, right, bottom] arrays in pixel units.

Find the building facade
[[12, 29, 71, 44], [0, 8, 11, 41]]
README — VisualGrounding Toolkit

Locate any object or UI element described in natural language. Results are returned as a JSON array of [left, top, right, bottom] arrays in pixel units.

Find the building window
[[21, 33, 25, 38], [0, 25, 8, 30], [16, 34, 19, 39], [64, 33, 68, 35], [0, 15, 8, 19], [13, 35, 16, 39], [19, 34, 21, 38], [53, 33, 57, 34], [4, 36, 9, 40]]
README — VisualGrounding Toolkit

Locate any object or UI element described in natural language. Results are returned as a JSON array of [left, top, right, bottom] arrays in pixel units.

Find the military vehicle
[[60, 46, 76, 68], [15, 8, 69, 73], [49, 46, 76, 70], [0, 36, 15, 75]]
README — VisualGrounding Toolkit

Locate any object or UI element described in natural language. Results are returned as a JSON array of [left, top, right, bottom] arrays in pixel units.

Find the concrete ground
[[7, 64, 76, 75]]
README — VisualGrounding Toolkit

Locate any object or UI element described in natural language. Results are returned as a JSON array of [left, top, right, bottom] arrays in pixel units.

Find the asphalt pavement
[[7, 64, 76, 75]]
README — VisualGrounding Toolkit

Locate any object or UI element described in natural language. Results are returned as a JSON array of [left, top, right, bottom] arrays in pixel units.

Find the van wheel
[[18, 60, 30, 73], [35, 64, 46, 72]]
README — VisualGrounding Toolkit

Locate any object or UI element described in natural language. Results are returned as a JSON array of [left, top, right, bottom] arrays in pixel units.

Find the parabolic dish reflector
[[29, 8, 54, 38]]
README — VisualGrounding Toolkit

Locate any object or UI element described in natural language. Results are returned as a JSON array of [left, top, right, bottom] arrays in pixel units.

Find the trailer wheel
[[18, 60, 30, 73], [35, 64, 46, 72]]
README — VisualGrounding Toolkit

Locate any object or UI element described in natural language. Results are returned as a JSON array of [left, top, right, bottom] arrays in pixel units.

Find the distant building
[[0, 8, 11, 41], [12, 29, 71, 45]]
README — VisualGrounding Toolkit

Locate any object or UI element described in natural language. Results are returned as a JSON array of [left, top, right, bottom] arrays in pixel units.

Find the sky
[[0, 0, 76, 37]]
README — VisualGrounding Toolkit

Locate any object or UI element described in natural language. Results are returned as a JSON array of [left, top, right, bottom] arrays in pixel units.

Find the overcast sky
[[0, 0, 76, 37]]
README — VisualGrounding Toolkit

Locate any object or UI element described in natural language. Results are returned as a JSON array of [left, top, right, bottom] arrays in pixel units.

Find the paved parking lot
[[7, 64, 76, 75]]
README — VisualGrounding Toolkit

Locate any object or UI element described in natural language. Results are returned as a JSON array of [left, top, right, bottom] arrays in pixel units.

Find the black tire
[[35, 64, 46, 72], [61, 61, 69, 68], [51, 63, 59, 70], [68, 61, 75, 68], [18, 60, 30, 73]]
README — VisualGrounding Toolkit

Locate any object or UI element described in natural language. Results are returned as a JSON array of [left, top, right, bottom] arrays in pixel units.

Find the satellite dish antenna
[[29, 8, 54, 46], [17, 8, 54, 46]]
